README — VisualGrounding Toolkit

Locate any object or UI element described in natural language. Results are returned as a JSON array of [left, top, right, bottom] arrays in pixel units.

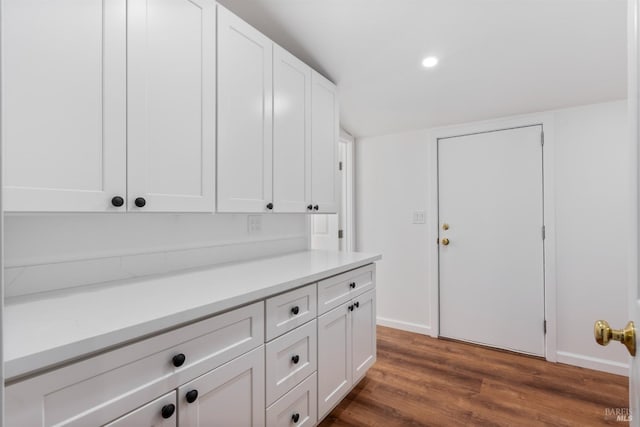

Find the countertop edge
[[5, 252, 381, 381]]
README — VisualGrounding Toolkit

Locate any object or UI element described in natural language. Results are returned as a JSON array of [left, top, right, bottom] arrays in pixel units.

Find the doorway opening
[[310, 132, 354, 251]]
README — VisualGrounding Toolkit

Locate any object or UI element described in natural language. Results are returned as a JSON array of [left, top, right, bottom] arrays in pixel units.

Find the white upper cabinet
[[272, 46, 312, 213], [127, 0, 216, 212], [217, 5, 274, 213], [2, 0, 127, 212], [311, 71, 339, 214]]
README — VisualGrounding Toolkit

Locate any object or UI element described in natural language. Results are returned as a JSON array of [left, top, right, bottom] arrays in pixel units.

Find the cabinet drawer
[[104, 391, 176, 427], [6, 302, 263, 427], [318, 264, 375, 314], [265, 320, 317, 405], [266, 372, 317, 427], [266, 283, 317, 341]]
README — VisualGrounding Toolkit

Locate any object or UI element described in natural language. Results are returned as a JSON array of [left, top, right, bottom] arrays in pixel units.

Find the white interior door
[[438, 125, 545, 356], [310, 214, 339, 251]]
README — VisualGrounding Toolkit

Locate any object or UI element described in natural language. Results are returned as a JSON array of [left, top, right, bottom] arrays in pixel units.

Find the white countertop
[[4, 250, 381, 380]]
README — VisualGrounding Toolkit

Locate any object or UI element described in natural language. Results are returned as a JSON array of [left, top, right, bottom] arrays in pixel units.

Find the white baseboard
[[376, 316, 432, 336], [556, 351, 629, 376]]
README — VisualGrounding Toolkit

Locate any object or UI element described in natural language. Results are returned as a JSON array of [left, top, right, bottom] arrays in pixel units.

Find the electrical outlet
[[248, 215, 261, 233], [413, 211, 426, 224]]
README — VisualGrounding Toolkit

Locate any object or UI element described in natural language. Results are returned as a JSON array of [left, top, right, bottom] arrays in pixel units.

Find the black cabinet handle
[[266, 202, 274, 210], [348, 304, 354, 311], [134, 197, 146, 208], [292, 413, 301, 423], [313, 205, 319, 211], [161, 404, 176, 419], [186, 390, 199, 403], [291, 306, 300, 315], [111, 196, 124, 207], [350, 282, 356, 289], [307, 204, 313, 211], [355, 301, 360, 308], [291, 354, 300, 364], [172, 353, 186, 367]]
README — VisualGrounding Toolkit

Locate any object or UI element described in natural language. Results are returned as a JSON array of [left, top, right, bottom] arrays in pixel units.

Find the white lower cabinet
[[105, 391, 177, 427], [178, 346, 265, 427], [317, 288, 377, 420], [5, 264, 377, 427], [266, 373, 317, 427]]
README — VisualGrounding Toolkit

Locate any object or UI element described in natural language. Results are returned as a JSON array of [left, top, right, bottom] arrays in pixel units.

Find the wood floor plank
[[319, 326, 629, 426]]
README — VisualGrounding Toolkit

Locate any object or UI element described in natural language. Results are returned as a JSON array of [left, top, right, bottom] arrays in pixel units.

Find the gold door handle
[[441, 238, 450, 246], [594, 320, 636, 356]]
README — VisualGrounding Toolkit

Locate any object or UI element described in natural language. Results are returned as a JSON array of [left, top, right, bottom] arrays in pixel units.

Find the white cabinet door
[[351, 289, 377, 383], [127, 0, 215, 212], [310, 71, 339, 214], [178, 346, 265, 427], [272, 45, 312, 213], [317, 303, 352, 419], [104, 391, 177, 427], [2, 0, 126, 212], [217, 6, 273, 212]]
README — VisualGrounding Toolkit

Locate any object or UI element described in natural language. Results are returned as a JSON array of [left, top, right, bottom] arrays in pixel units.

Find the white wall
[[356, 100, 630, 374], [356, 129, 432, 334], [4, 214, 307, 297]]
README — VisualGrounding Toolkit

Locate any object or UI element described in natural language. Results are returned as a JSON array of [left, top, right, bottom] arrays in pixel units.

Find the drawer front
[[266, 373, 317, 427], [266, 283, 317, 341], [317, 264, 375, 315], [6, 302, 264, 427], [104, 391, 177, 427], [265, 320, 317, 406]]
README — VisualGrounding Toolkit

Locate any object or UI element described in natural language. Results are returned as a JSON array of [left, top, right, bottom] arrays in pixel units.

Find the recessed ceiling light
[[422, 56, 439, 68]]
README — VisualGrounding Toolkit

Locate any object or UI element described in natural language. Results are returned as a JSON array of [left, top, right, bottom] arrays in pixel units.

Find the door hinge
[[339, 161, 343, 171], [543, 320, 547, 334], [338, 229, 344, 239], [542, 225, 546, 240], [541, 131, 545, 146]]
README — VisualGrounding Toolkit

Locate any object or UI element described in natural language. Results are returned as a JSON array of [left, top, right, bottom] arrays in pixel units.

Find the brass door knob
[[441, 238, 450, 246], [594, 320, 636, 356]]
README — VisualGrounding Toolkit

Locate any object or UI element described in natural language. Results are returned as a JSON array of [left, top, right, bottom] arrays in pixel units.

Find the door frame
[[427, 113, 558, 361]]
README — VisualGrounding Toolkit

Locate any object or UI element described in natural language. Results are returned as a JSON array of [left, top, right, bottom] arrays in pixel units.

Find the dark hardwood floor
[[319, 326, 629, 426]]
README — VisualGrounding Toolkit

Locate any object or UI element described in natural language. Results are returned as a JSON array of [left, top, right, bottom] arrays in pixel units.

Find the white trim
[[556, 351, 629, 377], [376, 316, 431, 336], [427, 112, 558, 361], [339, 132, 356, 252]]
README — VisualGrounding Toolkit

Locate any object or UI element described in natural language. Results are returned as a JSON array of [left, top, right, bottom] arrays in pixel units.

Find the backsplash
[[4, 214, 308, 298]]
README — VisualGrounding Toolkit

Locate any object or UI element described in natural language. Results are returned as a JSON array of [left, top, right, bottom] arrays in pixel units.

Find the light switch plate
[[413, 211, 426, 224], [248, 215, 261, 233]]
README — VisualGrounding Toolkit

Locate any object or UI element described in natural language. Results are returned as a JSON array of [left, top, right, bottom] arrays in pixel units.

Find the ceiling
[[217, 0, 627, 138]]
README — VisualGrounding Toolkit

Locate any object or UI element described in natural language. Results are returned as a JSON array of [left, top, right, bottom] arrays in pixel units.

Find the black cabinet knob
[[354, 301, 360, 308], [134, 197, 146, 208], [172, 353, 186, 367], [292, 413, 301, 423], [186, 389, 199, 403], [266, 202, 274, 210], [307, 204, 313, 211], [291, 306, 300, 315], [111, 196, 124, 207], [348, 304, 354, 311], [350, 282, 356, 289], [313, 205, 319, 211], [291, 355, 300, 364], [161, 404, 176, 419]]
